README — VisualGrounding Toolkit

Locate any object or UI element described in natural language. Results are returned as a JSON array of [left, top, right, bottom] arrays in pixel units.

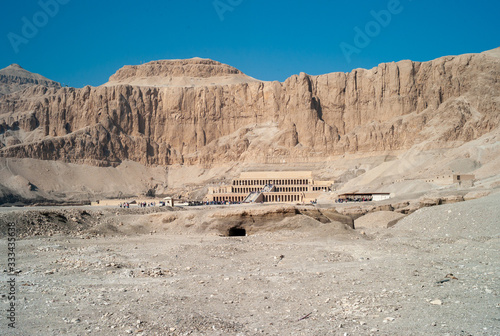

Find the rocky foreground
[[0, 192, 498, 335]]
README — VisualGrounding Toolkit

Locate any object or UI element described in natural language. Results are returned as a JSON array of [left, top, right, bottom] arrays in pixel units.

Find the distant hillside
[[0, 64, 60, 97]]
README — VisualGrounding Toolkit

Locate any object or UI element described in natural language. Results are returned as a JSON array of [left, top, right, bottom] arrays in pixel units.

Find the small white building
[[371, 193, 391, 201], [338, 192, 392, 202], [163, 197, 174, 207]]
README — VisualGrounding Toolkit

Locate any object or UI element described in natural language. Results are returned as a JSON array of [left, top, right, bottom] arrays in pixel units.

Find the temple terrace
[[205, 171, 334, 204]]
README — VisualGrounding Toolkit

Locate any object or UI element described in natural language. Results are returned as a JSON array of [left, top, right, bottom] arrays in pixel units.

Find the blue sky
[[1, 0, 499, 88]]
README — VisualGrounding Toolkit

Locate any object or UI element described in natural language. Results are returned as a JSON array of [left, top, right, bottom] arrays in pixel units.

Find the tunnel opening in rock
[[228, 227, 246, 236]]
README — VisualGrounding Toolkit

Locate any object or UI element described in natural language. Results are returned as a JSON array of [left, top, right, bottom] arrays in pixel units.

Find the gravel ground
[[0, 193, 499, 335]]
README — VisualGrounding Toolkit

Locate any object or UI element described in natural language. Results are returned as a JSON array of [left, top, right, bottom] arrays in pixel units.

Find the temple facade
[[205, 171, 334, 203]]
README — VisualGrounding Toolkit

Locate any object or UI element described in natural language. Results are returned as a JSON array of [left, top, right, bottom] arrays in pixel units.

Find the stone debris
[[0, 191, 498, 335]]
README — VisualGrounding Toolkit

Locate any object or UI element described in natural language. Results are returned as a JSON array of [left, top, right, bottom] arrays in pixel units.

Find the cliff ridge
[[0, 49, 499, 168]]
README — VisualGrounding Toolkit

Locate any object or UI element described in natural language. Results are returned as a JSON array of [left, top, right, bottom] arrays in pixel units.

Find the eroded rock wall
[[0, 51, 499, 167]]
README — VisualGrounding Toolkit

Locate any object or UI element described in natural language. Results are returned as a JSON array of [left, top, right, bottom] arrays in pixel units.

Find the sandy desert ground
[[0, 190, 499, 336]]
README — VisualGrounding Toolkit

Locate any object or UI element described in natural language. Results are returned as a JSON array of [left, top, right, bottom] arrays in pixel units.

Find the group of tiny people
[[119, 201, 166, 208], [139, 201, 156, 207], [336, 196, 373, 203]]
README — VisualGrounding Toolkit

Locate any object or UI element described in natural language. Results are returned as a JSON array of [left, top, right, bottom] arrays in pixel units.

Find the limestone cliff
[[0, 49, 499, 167]]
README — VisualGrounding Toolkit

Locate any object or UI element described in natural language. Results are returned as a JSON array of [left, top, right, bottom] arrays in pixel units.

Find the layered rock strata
[[0, 51, 499, 167]]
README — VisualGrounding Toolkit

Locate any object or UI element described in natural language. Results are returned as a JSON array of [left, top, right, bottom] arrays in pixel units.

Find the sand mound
[[154, 205, 353, 236], [393, 191, 500, 239]]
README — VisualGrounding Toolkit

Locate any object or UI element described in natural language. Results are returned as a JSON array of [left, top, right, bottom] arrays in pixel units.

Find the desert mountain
[[1, 49, 499, 167], [0, 63, 61, 97]]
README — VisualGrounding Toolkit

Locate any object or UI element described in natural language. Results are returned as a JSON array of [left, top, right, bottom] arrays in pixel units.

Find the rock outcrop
[[354, 211, 406, 229], [106, 58, 259, 87], [0, 64, 61, 97], [0, 49, 499, 167]]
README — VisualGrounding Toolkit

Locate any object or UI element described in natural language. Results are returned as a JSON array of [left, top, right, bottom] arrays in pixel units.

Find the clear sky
[[1, 0, 499, 88]]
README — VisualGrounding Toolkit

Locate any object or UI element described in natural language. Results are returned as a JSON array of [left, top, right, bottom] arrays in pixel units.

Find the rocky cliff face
[[0, 49, 499, 167], [0, 64, 61, 97]]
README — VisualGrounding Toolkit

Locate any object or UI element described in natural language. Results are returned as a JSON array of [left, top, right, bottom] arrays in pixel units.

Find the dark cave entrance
[[228, 227, 246, 236]]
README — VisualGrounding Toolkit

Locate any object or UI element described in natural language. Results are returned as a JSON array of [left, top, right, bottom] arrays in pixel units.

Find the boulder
[[355, 211, 406, 229]]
